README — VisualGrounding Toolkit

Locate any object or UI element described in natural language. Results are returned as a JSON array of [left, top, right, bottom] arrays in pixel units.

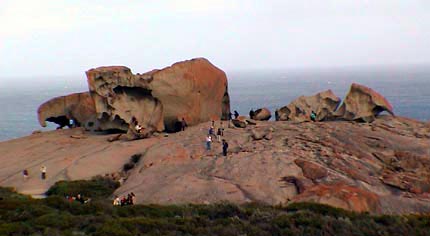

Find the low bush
[[0, 186, 429, 235], [46, 176, 120, 199]]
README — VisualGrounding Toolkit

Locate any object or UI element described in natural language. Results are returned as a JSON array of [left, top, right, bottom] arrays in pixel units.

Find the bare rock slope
[[1, 116, 429, 214]]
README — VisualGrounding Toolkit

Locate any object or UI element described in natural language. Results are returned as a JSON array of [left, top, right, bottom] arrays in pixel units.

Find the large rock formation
[[275, 90, 341, 122], [336, 83, 395, 122], [37, 92, 99, 131], [86, 58, 230, 133]]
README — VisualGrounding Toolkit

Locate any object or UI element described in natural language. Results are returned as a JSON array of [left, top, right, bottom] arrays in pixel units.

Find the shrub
[[131, 154, 142, 164], [123, 163, 135, 172], [46, 176, 120, 199]]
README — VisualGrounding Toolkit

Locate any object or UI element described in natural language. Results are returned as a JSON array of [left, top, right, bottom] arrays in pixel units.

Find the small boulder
[[253, 108, 271, 121], [232, 116, 248, 128], [250, 129, 265, 140]]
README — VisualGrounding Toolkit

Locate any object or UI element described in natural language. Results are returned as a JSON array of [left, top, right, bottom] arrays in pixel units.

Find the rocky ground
[[0, 116, 429, 214]]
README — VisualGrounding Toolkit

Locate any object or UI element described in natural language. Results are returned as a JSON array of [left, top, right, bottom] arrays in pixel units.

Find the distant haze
[[1, 0, 430, 83]]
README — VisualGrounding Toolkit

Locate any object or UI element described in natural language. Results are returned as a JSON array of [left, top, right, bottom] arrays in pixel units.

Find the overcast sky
[[1, 0, 429, 78]]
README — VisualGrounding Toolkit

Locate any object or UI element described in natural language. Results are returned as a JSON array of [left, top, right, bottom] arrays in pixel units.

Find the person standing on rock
[[40, 166, 47, 180], [181, 118, 187, 131], [249, 109, 255, 119], [234, 110, 239, 119], [228, 112, 233, 120], [222, 139, 229, 156], [310, 111, 317, 122], [23, 169, 29, 180], [216, 128, 222, 142], [205, 135, 212, 150]]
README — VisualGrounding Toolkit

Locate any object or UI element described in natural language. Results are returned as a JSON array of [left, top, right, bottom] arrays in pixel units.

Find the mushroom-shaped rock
[[336, 83, 394, 122], [276, 90, 341, 122], [37, 92, 99, 130], [253, 108, 271, 121], [86, 58, 231, 133]]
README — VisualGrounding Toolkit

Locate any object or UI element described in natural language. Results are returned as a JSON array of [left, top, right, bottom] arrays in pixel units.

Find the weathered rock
[[294, 159, 328, 182], [37, 92, 99, 131], [335, 83, 394, 122], [232, 116, 248, 128], [276, 90, 341, 122], [293, 184, 382, 213], [253, 108, 271, 121], [86, 58, 230, 134], [250, 129, 265, 140]]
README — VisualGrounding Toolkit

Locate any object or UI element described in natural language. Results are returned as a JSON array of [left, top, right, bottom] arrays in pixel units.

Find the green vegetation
[[123, 153, 143, 172], [0, 183, 429, 236], [46, 176, 120, 199]]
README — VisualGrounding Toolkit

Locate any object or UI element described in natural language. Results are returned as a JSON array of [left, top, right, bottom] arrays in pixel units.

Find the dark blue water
[[1, 66, 429, 141], [228, 66, 430, 121]]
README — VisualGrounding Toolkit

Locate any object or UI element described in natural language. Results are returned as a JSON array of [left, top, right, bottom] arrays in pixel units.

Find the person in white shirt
[[205, 135, 212, 150]]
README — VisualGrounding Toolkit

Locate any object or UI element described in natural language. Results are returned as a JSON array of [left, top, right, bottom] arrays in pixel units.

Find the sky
[[1, 0, 430, 79]]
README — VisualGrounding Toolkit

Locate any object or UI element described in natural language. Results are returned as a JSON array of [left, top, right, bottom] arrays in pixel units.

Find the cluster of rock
[[231, 83, 394, 129], [38, 58, 231, 138], [275, 83, 394, 122]]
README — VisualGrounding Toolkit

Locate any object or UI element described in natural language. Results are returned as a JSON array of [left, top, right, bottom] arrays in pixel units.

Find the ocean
[[1, 66, 429, 142]]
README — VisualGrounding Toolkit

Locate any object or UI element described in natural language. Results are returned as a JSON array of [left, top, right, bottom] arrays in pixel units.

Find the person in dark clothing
[[216, 128, 222, 142], [222, 139, 229, 156], [40, 166, 47, 180], [228, 112, 233, 120], [23, 169, 29, 180], [76, 194, 85, 204], [234, 110, 239, 119], [181, 118, 187, 131], [249, 109, 255, 119]]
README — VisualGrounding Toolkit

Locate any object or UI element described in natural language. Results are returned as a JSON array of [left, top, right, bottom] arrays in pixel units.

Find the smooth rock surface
[[1, 116, 429, 214]]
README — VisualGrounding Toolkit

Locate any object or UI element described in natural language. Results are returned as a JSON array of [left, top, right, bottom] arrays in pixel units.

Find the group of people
[[113, 192, 136, 206], [204, 120, 229, 156], [227, 110, 240, 120], [22, 165, 47, 180], [65, 193, 91, 204]]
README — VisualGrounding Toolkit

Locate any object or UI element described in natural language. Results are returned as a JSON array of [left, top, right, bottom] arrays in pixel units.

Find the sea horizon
[[1, 65, 429, 142]]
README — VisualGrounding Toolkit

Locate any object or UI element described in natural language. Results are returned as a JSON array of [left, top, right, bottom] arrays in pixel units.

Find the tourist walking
[[22, 169, 29, 180], [205, 135, 212, 150], [40, 166, 47, 180], [217, 128, 222, 142], [181, 118, 187, 131], [222, 139, 229, 156]]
